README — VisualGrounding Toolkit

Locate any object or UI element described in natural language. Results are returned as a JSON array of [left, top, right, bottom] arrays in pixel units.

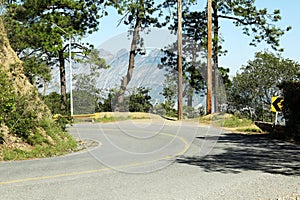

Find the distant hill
[[95, 48, 166, 104], [98, 28, 177, 54], [45, 29, 206, 113]]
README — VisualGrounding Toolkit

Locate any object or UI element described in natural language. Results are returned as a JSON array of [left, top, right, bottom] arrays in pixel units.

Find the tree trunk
[[117, 9, 142, 110], [212, 1, 219, 113], [58, 50, 67, 111], [43, 79, 47, 96], [187, 40, 198, 108], [187, 88, 193, 107]]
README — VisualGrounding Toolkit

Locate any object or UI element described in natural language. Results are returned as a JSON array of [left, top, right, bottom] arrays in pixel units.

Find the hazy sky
[[84, 0, 300, 76]]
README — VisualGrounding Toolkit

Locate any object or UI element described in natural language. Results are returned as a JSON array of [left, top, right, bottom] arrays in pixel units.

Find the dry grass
[[199, 113, 263, 134], [73, 112, 161, 123], [95, 112, 153, 119]]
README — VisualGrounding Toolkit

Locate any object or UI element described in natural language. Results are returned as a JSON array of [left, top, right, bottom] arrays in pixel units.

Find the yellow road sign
[[271, 96, 284, 112]]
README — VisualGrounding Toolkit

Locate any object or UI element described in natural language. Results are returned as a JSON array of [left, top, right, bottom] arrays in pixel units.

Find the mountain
[[45, 28, 206, 112], [76, 47, 205, 108], [46, 28, 176, 102], [93, 48, 167, 104], [98, 28, 177, 54]]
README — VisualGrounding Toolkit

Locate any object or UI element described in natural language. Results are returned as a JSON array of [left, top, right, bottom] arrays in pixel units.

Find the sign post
[[271, 96, 284, 125]]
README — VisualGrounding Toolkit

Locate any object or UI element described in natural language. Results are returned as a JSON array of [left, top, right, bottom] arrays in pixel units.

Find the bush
[[0, 67, 76, 159], [279, 81, 300, 141], [129, 87, 152, 112], [183, 106, 204, 119], [98, 88, 119, 112], [43, 92, 70, 115], [99, 87, 153, 113], [53, 114, 73, 131], [0, 70, 38, 140], [152, 102, 177, 118]]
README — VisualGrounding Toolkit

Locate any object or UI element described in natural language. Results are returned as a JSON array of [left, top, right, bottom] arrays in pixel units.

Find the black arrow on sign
[[272, 97, 284, 112]]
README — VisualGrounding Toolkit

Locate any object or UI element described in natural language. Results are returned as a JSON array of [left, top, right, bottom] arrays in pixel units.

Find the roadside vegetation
[[0, 18, 77, 161], [199, 113, 262, 134], [0, 72, 77, 161], [73, 112, 152, 123]]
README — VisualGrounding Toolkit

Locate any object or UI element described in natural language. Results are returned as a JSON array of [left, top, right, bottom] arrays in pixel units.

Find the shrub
[[129, 87, 152, 112], [279, 81, 300, 141], [0, 70, 38, 140], [43, 92, 70, 115], [99, 87, 153, 113]]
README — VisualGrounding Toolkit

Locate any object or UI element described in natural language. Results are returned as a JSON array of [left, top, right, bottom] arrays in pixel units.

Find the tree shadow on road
[[176, 133, 300, 176]]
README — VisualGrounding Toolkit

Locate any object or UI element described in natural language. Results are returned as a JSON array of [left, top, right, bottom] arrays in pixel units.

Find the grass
[[73, 112, 152, 123], [0, 118, 77, 161], [1, 135, 77, 161], [221, 116, 253, 128], [199, 113, 262, 134], [236, 127, 262, 133], [94, 115, 129, 123]]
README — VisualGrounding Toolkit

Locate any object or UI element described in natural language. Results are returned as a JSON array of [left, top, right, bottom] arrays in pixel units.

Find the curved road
[[0, 119, 299, 199]]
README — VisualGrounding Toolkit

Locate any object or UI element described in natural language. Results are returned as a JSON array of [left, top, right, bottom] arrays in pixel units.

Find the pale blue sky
[[84, 0, 300, 76]]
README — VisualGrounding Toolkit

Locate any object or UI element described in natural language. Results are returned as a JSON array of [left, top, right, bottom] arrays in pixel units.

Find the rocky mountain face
[[0, 17, 47, 150], [68, 47, 168, 107], [95, 48, 166, 103]]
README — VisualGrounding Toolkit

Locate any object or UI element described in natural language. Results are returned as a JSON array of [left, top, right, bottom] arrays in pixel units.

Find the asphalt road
[[0, 119, 299, 199]]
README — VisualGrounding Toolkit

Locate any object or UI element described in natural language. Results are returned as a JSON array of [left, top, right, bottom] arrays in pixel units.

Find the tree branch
[[217, 14, 257, 25]]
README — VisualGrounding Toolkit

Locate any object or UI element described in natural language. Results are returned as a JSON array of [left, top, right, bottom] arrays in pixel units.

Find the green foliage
[[42, 92, 73, 130], [106, 0, 161, 107], [3, 148, 29, 161], [279, 81, 300, 140], [214, 0, 291, 51], [227, 51, 300, 121], [53, 114, 73, 131], [218, 67, 232, 89], [43, 92, 66, 114], [22, 56, 51, 86], [73, 90, 98, 114], [0, 69, 37, 139], [3, 0, 106, 111], [1, 116, 77, 161], [6, 101, 38, 138], [158, 35, 206, 97], [152, 103, 176, 118], [82, 49, 110, 70], [99, 87, 153, 113], [159, 82, 177, 117], [106, 0, 159, 30], [0, 67, 76, 156], [236, 127, 262, 133], [182, 106, 204, 119], [158, 10, 207, 110], [94, 115, 128, 123], [73, 53, 109, 114], [221, 116, 253, 128], [98, 89, 117, 112], [129, 87, 152, 112], [0, 69, 16, 119], [199, 113, 255, 130], [27, 131, 49, 146], [3, 135, 77, 161]]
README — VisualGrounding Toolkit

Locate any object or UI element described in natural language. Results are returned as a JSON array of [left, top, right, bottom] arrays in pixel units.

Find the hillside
[[0, 17, 76, 160], [96, 48, 166, 101]]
